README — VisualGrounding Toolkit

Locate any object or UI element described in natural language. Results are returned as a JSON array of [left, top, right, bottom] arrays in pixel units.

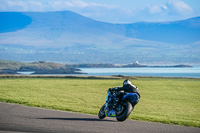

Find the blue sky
[[0, 0, 200, 23]]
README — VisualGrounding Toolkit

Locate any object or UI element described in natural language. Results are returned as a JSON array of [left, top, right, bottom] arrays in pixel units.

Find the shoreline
[[0, 74, 199, 79]]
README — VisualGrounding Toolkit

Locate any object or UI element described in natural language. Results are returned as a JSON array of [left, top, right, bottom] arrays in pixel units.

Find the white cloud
[[0, 0, 44, 11], [166, 0, 194, 15], [147, 0, 194, 16], [0, 0, 121, 11], [71, 0, 89, 8], [49, 0, 89, 9], [0, 0, 198, 23], [48, 1, 73, 10], [148, 5, 168, 14], [137, 0, 196, 22]]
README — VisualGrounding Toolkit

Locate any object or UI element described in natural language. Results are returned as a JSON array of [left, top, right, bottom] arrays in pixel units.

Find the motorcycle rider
[[109, 79, 140, 109]]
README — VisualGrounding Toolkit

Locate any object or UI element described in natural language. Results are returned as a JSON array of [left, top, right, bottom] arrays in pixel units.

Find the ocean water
[[80, 67, 200, 78]]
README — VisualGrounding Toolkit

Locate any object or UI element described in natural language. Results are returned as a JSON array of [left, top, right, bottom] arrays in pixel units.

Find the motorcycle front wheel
[[98, 104, 106, 119], [116, 102, 133, 121]]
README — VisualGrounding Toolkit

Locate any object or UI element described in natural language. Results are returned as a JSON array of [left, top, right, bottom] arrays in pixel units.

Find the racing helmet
[[123, 79, 132, 86]]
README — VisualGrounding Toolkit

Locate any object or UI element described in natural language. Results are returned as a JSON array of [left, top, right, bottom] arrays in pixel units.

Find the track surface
[[0, 102, 199, 133]]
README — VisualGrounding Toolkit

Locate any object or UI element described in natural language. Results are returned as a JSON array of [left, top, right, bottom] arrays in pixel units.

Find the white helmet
[[123, 79, 132, 86]]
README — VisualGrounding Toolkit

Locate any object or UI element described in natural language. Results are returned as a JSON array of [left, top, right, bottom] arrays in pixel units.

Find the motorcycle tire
[[116, 102, 133, 121], [98, 104, 106, 119]]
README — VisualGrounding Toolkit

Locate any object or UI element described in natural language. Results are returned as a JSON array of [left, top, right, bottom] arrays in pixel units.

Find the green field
[[0, 77, 199, 127]]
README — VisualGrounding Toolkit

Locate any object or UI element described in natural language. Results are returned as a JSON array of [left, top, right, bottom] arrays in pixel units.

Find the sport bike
[[98, 90, 139, 121]]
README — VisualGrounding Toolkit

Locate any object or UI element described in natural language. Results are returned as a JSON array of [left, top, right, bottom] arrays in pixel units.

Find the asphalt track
[[0, 102, 199, 133]]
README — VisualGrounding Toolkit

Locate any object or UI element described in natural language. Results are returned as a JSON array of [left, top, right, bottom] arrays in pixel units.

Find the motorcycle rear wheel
[[98, 104, 106, 119], [116, 102, 132, 121]]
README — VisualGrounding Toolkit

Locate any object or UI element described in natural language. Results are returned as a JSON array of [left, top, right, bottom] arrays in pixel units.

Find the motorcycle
[[98, 90, 139, 121]]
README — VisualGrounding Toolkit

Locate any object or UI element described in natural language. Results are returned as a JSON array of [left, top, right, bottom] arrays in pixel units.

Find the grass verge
[[0, 77, 199, 127]]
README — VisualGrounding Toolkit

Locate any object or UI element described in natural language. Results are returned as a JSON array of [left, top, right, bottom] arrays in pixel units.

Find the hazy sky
[[0, 0, 200, 23]]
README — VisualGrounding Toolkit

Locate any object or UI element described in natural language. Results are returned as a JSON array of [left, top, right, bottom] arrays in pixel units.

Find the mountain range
[[0, 11, 200, 64]]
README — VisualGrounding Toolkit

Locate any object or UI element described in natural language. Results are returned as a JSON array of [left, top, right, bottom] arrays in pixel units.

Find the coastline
[[0, 74, 199, 79], [0, 61, 198, 78]]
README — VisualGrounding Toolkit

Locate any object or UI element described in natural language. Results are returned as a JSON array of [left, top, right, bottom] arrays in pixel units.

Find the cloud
[[0, 0, 44, 11], [148, 5, 168, 14], [0, 0, 120, 11], [49, 0, 89, 9], [166, 0, 194, 16], [0, 0, 198, 23], [146, 0, 194, 16], [137, 0, 196, 22]]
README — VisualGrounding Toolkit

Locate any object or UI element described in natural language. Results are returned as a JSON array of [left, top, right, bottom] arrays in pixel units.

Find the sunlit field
[[0, 77, 199, 127]]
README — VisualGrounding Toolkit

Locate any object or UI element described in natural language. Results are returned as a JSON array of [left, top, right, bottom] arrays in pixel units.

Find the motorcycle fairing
[[122, 93, 139, 104], [105, 110, 116, 117]]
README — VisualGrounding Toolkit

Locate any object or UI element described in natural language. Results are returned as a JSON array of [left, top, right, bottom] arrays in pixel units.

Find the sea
[[17, 67, 200, 78], [79, 67, 200, 78]]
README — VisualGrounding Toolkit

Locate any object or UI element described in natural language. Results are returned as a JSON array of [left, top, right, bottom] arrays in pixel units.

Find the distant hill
[[125, 17, 200, 44], [0, 11, 199, 64]]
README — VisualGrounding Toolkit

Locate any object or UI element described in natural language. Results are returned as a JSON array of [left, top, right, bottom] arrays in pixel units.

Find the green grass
[[0, 77, 199, 127]]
